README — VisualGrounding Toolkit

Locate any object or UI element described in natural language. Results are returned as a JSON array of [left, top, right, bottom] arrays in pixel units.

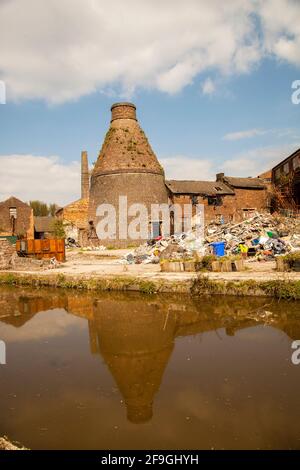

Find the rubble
[[122, 212, 300, 265], [0, 437, 27, 450], [205, 212, 300, 260], [0, 239, 15, 269]]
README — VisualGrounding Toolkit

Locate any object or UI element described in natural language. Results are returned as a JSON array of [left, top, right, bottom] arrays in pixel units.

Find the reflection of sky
[[0, 309, 86, 342]]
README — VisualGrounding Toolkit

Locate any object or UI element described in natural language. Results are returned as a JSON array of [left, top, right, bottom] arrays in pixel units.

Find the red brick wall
[[0, 198, 34, 238], [169, 187, 270, 225]]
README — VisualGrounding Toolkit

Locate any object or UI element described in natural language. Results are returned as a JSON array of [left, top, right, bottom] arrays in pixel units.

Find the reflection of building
[[88, 299, 176, 423], [1, 289, 300, 423]]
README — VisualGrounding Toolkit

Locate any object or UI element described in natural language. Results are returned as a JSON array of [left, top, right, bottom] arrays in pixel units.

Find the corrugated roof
[[223, 176, 266, 189], [34, 216, 55, 233], [165, 180, 235, 195]]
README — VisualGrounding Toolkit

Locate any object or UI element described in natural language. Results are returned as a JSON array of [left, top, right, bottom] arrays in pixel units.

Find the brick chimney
[[81, 150, 89, 199], [111, 102, 137, 121], [216, 172, 225, 182]]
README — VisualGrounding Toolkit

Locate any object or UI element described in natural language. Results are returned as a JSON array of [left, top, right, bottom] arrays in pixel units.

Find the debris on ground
[[79, 245, 107, 252], [0, 437, 27, 450], [9, 253, 62, 271], [122, 212, 300, 265]]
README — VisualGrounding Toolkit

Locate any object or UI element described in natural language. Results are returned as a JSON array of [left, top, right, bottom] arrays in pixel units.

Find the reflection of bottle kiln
[[88, 299, 176, 424]]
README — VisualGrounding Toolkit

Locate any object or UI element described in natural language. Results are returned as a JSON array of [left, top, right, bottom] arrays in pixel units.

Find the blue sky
[[0, 0, 299, 205]]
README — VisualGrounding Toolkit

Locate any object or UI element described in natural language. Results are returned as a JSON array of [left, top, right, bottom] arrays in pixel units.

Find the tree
[[49, 203, 59, 217], [29, 200, 58, 217], [51, 219, 66, 239]]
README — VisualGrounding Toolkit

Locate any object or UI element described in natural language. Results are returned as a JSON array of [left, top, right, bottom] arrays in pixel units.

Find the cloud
[[221, 142, 299, 176], [161, 156, 215, 180], [0, 0, 299, 104], [201, 78, 216, 96], [0, 154, 81, 206], [223, 128, 268, 141], [0, 309, 85, 342]]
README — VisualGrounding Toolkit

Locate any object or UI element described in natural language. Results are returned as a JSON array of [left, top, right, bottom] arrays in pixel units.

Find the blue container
[[210, 241, 225, 257]]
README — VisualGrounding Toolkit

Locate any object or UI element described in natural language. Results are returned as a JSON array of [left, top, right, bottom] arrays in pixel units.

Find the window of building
[[9, 207, 17, 219], [150, 221, 162, 238], [283, 162, 289, 174], [275, 168, 281, 180], [207, 196, 222, 206], [191, 195, 198, 205], [293, 156, 300, 170]]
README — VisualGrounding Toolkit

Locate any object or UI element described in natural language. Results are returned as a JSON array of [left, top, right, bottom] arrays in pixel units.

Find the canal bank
[[1, 269, 300, 300]]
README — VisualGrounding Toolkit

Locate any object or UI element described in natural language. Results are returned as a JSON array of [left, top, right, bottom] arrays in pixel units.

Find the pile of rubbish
[[123, 232, 205, 265], [122, 212, 300, 265], [205, 212, 300, 261]]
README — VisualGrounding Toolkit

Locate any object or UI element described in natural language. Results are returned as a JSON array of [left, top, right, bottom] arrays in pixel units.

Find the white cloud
[[0, 0, 299, 104], [221, 142, 299, 176], [0, 154, 80, 206], [161, 156, 215, 180], [201, 77, 216, 95], [223, 128, 268, 141]]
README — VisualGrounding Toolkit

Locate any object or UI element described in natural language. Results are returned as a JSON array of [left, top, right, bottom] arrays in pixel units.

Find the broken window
[[191, 195, 198, 205], [293, 156, 300, 170], [207, 196, 223, 206], [275, 168, 281, 181], [9, 207, 17, 219]]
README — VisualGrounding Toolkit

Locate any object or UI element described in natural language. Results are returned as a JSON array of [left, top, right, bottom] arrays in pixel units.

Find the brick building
[[272, 148, 300, 214], [58, 102, 272, 246], [34, 216, 55, 239], [88, 102, 168, 247], [56, 151, 89, 245], [167, 174, 270, 225], [0, 196, 34, 239]]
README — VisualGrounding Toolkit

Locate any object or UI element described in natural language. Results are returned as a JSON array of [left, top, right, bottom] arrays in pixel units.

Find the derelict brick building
[[88, 102, 168, 247], [58, 102, 272, 247]]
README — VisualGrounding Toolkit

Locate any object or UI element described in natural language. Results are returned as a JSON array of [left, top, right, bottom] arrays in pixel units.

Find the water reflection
[[1, 287, 300, 427]]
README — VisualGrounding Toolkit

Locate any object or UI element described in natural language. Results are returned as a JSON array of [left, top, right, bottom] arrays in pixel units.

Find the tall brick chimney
[[81, 150, 89, 199]]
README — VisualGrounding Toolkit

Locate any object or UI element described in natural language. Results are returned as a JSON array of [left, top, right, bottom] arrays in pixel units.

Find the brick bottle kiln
[[88, 103, 168, 247]]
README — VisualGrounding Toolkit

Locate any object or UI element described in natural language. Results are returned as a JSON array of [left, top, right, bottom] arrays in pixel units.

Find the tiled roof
[[165, 180, 234, 195]]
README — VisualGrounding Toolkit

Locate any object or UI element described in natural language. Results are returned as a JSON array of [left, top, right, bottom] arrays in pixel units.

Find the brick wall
[[0, 239, 15, 269], [0, 197, 34, 238], [170, 187, 270, 225]]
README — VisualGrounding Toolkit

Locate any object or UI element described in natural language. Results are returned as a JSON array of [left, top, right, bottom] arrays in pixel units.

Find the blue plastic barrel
[[210, 241, 225, 257]]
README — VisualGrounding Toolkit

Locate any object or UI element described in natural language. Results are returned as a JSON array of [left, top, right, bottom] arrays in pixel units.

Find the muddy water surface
[[0, 286, 300, 449]]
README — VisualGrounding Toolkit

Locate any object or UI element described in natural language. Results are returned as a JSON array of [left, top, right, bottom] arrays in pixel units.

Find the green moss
[[138, 281, 156, 294], [0, 272, 299, 300], [191, 274, 300, 300]]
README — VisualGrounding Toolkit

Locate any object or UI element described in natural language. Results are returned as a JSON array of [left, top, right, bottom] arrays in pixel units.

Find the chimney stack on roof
[[216, 172, 225, 182], [81, 150, 89, 200]]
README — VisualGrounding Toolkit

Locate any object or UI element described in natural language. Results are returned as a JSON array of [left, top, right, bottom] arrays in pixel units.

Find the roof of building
[[222, 176, 266, 189], [272, 148, 300, 172], [258, 170, 272, 180], [34, 216, 55, 233], [93, 103, 164, 177], [165, 180, 235, 195], [0, 196, 31, 209]]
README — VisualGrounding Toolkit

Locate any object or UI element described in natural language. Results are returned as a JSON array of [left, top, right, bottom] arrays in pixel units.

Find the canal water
[[0, 286, 299, 450]]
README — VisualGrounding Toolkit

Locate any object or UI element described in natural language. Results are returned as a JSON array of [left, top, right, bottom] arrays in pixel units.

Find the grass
[[0, 272, 299, 300], [191, 274, 300, 300]]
